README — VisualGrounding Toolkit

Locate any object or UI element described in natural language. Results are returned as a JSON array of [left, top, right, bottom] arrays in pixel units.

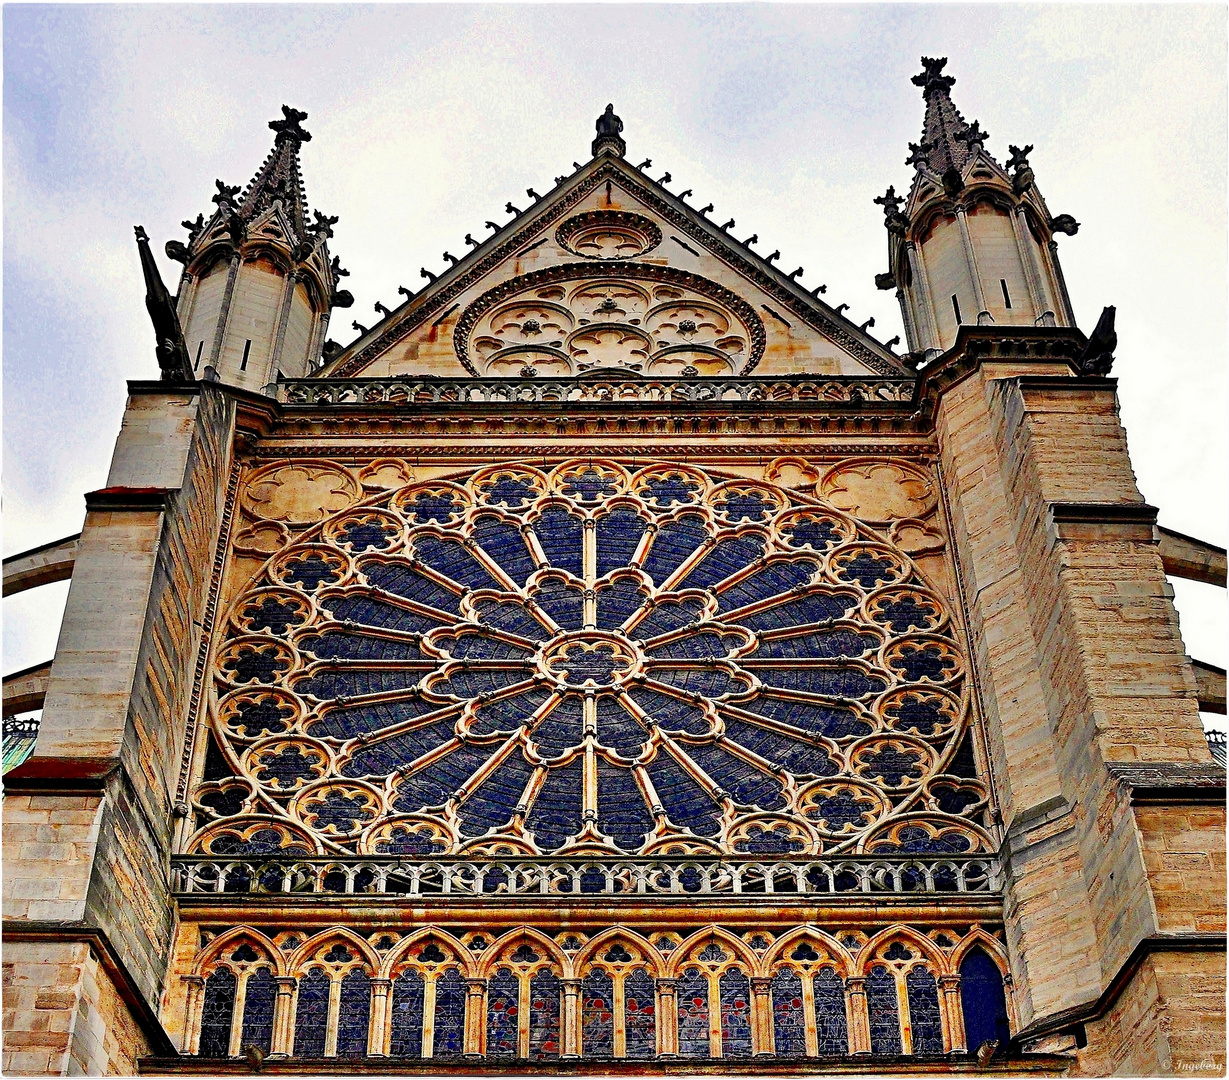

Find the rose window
[[194, 460, 990, 859]]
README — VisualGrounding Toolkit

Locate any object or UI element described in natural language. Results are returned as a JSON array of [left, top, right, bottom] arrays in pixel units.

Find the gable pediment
[[324, 157, 907, 380]]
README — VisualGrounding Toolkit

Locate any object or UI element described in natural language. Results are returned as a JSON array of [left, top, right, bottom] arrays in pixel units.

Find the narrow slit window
[[240, 339, 252, 371], [194, 340, 204, 371], [951, 295, 962, 324], [1000, 279, 1012, 309]]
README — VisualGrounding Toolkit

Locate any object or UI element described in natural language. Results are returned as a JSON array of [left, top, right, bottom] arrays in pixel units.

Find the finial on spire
[[912, 56, 955, 96], [270, 105, 311, 144], [955, 120, 988, 150], [592, 104, 626, 157]]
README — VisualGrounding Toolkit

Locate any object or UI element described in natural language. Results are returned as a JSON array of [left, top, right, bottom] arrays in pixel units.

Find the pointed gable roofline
[[322, 109, 907, 379]]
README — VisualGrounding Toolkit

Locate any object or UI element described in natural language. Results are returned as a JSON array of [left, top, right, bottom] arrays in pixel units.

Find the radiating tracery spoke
[[202, 460, 982, 858]]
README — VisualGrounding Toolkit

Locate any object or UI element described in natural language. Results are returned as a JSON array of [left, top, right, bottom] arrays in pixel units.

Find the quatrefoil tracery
[[195, 460, 989, 859]]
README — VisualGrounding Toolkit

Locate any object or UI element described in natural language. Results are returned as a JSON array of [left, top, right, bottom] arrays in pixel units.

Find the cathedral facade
[[3, 59, 1225, 1076]]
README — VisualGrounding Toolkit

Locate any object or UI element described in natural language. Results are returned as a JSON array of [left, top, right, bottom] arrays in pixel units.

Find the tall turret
[[876, 58, 1079, 361], [165, 106, 352, 393]]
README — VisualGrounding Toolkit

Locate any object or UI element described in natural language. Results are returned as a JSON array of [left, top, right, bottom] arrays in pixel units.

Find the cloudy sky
[[4, 4, 1225, 724]]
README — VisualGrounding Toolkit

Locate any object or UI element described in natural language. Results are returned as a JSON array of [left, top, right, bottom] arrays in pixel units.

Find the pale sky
[[3, 5, 1226, 725]]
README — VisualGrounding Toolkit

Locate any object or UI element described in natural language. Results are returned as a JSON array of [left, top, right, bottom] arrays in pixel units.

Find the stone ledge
[[84, 487, 177, 513], [1048, 502, 1159, 544], [1107, 762, 1227, 805]]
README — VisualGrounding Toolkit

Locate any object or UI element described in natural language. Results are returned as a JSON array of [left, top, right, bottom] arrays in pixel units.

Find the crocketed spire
[[909, 57, 989, 176], [236, 105, 314, 238]]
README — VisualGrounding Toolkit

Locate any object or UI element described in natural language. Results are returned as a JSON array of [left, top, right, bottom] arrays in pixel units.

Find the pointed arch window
[[389, 969, 425, 1058], [905, 967, 944, 1054], [770, 969, 806, 1057], [719, 969, 753, 1057], [199, 968, 237, 1058], [581, 970, 615, 1057], [813, 967, 849, 1056], [960, 948, 1009, 1052], [676, 967, 710, 1057], [528, 970, 562, 1059], [623, 968, 657, 1059], [433, 968, 467, 1059], [486, 968, 520, 1058], [292, 968, 329, 1057], [866, 964, 902, 1055], [239, 968, 276, 1056]]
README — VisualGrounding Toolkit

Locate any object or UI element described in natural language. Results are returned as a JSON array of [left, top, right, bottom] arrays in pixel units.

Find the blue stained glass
[[403, 491, 461, 524], [949, 732, 978, 778], [686, 743, 784, 810], [747, 629, 878, 660], [641, 473, 700, 506], [472, 516, 536, 586], [313, 696, 449, 739], [581, 970, 614, 1057], [433, 969, 466, 1059], [874, 595, 938, 632], [336, 969, 371, 1057], [475, 599, 551, 641], [525, 758, 583, 850], [883, 693, 949, 736], [596, 759, 653, 850], [594, 697, 648, 756], [532, 578, 585, 630], [858, 744, 924, 786], [646, 667, 741, 698], [734, 823, 803, 853], [209, 827, 310, 856], [394, 743, 500, 811], [596, 510, 648, 577], [806, 786, 879, 831], [303, 790, 372, 833], [905, 968, 943, 1054], [283, 554, 342, 590], [294, 668, 423, 701], [813, 968, 849, 1055], [376, 824, 446, 855], [771, 970, 806, 1057], [641, 515, 709, 586], [223, 646, 288, 684], [244, 596, 304, 635], [293, 968, 329, 1057], [646, 630, 740, 661], [625, 687, 709, 735], [471, 688, 553, 735], [322, 594, 444, 634], [298, 632, 422, 661], [836, 552, 898, 589], [529, 970, 562, 1059], [530, 697, 584, 755], [341, 519, 397, 550], [199, 967, 236, 1058], [624, 969, 657, 1058], [871, 826, 971, 855], [532, 508, 584, 578], [730, 590, 859, 629], [677, 536, 765, 590], [717, 490, 772, 522], [676, 968, 710, 1058], [459, 751, 535, 836], [783, 517, 844, 551], [240, 967, 276, 1055], [960, 949, 1009, 1053], [561, 468, 618, 503], [933, 781, 982, 815], [445, 631, 532, 662], [631, 596, 707, 640], [717, 560, 819, 612], [594, 578, 648, 630], [479, 473, 539, 507], [414, 536, 499, 592], [390, 970, 425, 1057], [199, 785, 247, 818], [359, 560, 461, 615], [486, 968, 520, 1058], [253, 745, 319, 790], [430, 667, 534, 699], [867, 965, 902, 1055], [341, 720, 458, 778], [747, 666, 887, 698], [548, 644, 630, 687], [228, 698, 294, 737], [719, 714, 838, 775], [645, 754, 721, 836], [891, 644, 957, 682]]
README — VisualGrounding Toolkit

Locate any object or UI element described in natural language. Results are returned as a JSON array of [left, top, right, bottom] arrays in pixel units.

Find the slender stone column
[[208, 253, 242, 368], [750, 976, 774, 1056], [270, 976, 296, 1057], [655, 978, 678, 1058], [464, 978, 486, 1058], [846, 976, 871, 1054], [182, 976, 205, 1055], [561, 978, 582, 1059], [1044, 239, 1076, 325], [904, 241, 941, 353], [954, 206, 991, 322], [270, 270, 302, 374], [1009, 206, 1051, 322], [368, 978, 392, 1057], [939, 974, 965, 1053]]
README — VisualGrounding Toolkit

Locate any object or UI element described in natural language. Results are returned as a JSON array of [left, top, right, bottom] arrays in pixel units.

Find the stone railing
[[278, 375, 917, 407], [172, 854, 1000, 898]]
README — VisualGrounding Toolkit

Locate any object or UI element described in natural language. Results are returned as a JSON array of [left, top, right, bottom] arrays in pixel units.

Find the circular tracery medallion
[[195, 460, 989, 859]]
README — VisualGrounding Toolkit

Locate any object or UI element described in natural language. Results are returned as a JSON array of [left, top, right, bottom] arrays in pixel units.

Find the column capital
[[655, 977, 678, 991], [845, 976, 867, 992], [749, 977, 774, 993], [274, 975, 297, 990], [182, 974, 205, 987], [938, 974, 962, 989], [370, 977, 393, 991]]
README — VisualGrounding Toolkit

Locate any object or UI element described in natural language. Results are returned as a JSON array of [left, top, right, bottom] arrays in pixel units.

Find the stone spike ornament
[[133, 225, 191, 382]]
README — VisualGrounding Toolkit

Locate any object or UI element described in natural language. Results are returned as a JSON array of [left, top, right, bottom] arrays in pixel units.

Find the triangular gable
[[323, 155, 908, 380]]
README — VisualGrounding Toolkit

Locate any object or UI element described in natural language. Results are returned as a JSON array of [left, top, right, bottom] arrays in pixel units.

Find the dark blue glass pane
[[402, 491, 462, 524], [530, 696, 584, 756], [433, 969, 466, 1059], [686, 743, 784, 810], [529, 970, 562, 1059], [596, 759, 653, 851], [474, 599, 551, 641], [735, 694, 870, 739], [459, 751, 535, 836], [719, 969, 752, 1058], [782, 516, 844, 551], [646, 630, 741, 661], [414, 535, 499, 592], [813, 968, 848, 1055], [221, 646, 289, 685], [444, 631, 532, 662], [677, 968, 709, 1058], [716, 490, 773, 522], [891, 644, 958, 682], [906, 968, 943, 1054], [472, 515, 536, 586], [341, 720, 458, 778], [486, 968, 520, 1058], [298, 631, 423, 661], [747, 666, 887, 698], [642, 515, 709, 586], [322, 593, 446, 633], [594, 578, 649, 630], [526, 758, 583, 851], [641, 472, 701, 507], [479, 473, 538, 508], [867, 965, 902, 1055], [717, 559, 818, 612], [581, 970, 614, 1057], [394, 743, 500, 811], [747, 629, 878, 660], [871, 826, 972, 855], [624, 969, 657, 1059], [596, 510, 648, 578], [243, 596, 305, 635], [336, 968, 371, 1057], [283, 554, 342, 590], [560, 468, 618, 503], [647, 666, 742, 698], [677, 536, 765, 590], [960, 949, 1009, 1052], [719, 714, 838, 775], [949, 733, 979, 779], [873, 595, 939, 633], [645, 754, 721, 836], [836, 552, 898, 589], [471, 688, 553, 736], [533, 508, 584, 578], [359, 560, 461, 615], [293, 969, 329, 1057], [533, 578, 585, 631], [729, 589, 859, 629], [430, 667, 534, 699], [314, 697, 449, 740], [240, 968, 275, 1055], [294, 668, 423, 700], [199, 968, 236, 1058], [390, 970, 425, 1057], [594, 697, 648, 756], [631, 596, 708, 640], [857, 745, 925, 787], [625, 686, 709, 735], [771, 970, 806, 1057]]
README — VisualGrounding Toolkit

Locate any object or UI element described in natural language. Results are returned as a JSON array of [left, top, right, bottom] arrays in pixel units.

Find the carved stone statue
[[1079, 305, 1116, 375], [592, 104, 626, 157]]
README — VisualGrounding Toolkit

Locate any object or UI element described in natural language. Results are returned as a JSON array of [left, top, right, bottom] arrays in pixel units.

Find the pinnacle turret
[[235, 105, 313, 240], [909, 57, 993, 178]]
